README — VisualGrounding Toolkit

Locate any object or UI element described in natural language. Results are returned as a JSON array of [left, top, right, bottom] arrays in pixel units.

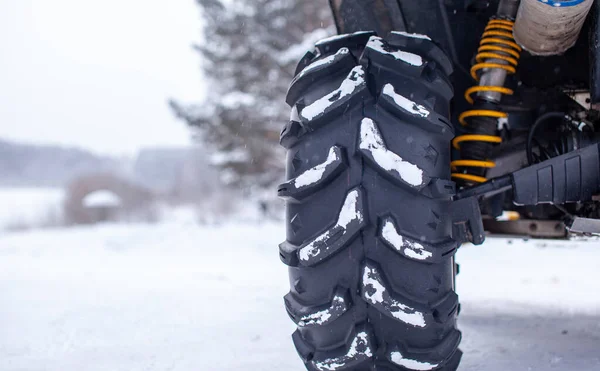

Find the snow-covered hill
[[0, 223, 598, 370]]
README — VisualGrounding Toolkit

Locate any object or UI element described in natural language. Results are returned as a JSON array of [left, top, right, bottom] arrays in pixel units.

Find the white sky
[[0, 0, 205, 155]]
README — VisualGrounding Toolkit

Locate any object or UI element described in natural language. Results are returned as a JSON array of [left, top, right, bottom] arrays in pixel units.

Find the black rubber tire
[[278, 32, 461, 371]]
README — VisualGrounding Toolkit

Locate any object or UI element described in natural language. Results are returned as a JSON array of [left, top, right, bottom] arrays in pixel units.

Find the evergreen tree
[[171, 0, 333, 190]]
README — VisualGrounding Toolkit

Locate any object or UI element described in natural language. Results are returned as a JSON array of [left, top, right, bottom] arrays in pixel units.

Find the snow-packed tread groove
[[360, 36, 453, 104], [284, 287, 351, 327], [390, 352, 440, 371], [386, 32, 453, 76], [361, 261, 429, 328], [315, 31, 376, 54], [282, 31, 461, 371], [390, 31, 432, 41], [377, 84, 453, 139], [380, 216, 435, 263], [379, 215, 459, 263], [296, 187, 366, 266], [381, 84, 430, 117], [287, 47, 357, 106], [365, 36, 424, 66], [278, 146, 347, 201], [359, 117, 430, 190], [308, 325, 375, 371], [297, 47, 351, 79], [315, 31, 375, 47], [387, 330, 461, 371], [298, 66, 367, 127], [278, 186, 366, 267]]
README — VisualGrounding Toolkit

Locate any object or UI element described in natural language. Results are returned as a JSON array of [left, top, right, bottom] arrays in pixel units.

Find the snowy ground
[[0, 223, 599, 371], [0, 188, 64, 231]]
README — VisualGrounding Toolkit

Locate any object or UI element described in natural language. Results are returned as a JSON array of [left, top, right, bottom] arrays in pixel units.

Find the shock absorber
[[452, 2, 522, 185]]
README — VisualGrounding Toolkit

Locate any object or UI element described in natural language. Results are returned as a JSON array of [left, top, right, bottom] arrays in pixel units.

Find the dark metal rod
[[454, 175, 513, 200]]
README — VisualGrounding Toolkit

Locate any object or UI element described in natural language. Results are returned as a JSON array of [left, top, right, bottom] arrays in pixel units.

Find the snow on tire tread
[[361, 262, 427, 328], [359, 117, 428, 189], [297, 187, 366, 266], [310, 330, 374, 370], [299, 66, 366, 122]]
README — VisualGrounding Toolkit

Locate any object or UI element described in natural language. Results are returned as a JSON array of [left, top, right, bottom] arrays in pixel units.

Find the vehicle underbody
[[330, 0, 600, 239]]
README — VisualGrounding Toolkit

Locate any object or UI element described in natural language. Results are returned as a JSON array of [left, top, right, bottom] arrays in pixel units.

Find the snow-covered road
[[0, 223, 599, 370]]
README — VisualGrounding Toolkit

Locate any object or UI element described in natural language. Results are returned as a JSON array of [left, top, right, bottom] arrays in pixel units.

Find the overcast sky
[[0, 0, 205, 156]]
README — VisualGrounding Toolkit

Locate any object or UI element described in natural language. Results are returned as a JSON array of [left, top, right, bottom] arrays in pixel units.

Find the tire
[[278, 31, 463, 371]]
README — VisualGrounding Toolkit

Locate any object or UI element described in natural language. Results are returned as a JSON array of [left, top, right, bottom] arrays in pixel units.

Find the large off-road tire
[[278, 32, 462, 371]]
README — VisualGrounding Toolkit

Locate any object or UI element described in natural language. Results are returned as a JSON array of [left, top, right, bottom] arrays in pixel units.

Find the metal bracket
[[450, 196, 485, 245], [483, 219, 567, 238], [569, 217, 600, 235]]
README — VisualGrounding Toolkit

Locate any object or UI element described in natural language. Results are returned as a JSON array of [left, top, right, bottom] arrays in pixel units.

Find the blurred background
[[0, 0, 333, 230], [1, 1, 600, 371], [0, 1, 335, 370]]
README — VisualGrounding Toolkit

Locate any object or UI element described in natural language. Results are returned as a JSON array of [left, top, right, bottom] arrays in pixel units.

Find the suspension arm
[[456, 143, 600, 205]]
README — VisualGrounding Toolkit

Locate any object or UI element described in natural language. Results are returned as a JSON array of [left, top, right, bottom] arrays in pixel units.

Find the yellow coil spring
[[451, 19, 522, 184]]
